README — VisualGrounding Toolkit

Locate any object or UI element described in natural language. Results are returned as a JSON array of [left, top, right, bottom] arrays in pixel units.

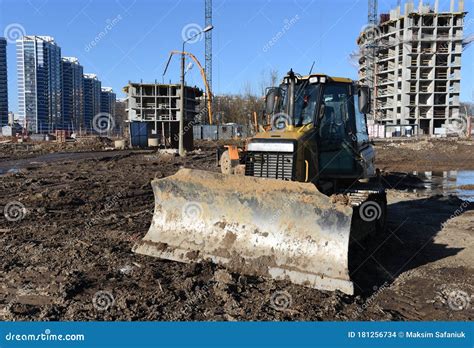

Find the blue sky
[[1, 0, 473, 113]]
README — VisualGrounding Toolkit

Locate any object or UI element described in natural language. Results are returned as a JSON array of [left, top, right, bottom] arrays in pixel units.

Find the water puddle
[[411, 170, 474, 202], [0, 150, 128, 176], [0, 168, 19, 175]]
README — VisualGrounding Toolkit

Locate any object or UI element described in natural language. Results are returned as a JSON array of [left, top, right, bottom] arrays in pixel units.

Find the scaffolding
[[358, 0, 466, 135]]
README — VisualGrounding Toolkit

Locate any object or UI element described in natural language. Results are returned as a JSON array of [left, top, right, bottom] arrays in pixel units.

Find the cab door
[[316, 83, 357, 178]]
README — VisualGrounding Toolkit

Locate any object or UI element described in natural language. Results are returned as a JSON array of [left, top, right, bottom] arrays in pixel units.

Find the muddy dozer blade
[[133, 168, 354, 294]]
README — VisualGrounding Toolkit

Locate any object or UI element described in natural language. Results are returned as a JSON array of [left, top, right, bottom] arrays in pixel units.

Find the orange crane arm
[[170, 50, 213, 124]]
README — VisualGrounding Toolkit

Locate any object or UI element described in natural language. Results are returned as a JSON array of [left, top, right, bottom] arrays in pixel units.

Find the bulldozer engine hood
[[249, 124, 313, 143]]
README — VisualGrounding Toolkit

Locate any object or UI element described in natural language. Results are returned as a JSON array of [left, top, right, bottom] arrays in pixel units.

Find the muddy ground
[[375, 138, 474, 172], [0, 138, 473, 321]]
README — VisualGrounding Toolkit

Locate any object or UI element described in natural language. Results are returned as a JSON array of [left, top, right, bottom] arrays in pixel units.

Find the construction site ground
[[0, 138, 473, 321]]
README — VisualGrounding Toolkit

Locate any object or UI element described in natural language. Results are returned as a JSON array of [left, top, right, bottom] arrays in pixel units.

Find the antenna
[[308, 61, 315, 75]]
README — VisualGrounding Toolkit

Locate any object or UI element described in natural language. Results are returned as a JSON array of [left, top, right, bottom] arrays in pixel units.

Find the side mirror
[[358, 86, 371, 114], [265, 87, 280, 116]]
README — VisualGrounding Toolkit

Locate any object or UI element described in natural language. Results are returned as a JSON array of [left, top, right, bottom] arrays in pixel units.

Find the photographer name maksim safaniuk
[[404, 331, 466, 339]]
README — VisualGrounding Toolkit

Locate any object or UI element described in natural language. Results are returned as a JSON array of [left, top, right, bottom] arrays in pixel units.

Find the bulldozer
[[133, 70, 386, 295]]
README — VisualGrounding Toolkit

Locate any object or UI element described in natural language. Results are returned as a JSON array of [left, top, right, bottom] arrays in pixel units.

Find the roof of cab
[[300, 74, 354, 83]]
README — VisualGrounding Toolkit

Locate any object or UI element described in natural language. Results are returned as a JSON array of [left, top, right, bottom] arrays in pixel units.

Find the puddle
[[0, 168, 19, 175], [412, 170, 474, 202], [0, 150, 130, 176]]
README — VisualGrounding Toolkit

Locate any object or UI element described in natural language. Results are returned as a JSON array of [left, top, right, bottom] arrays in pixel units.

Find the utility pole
[[178, 24, 214, 157], [179, 44, 186, 157], [205, 0, 213, 121]]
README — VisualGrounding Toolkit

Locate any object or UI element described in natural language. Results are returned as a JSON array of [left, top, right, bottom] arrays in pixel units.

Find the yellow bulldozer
[[133, 70, 386, 295]]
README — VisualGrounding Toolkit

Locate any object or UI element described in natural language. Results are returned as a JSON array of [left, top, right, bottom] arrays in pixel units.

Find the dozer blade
[[133, 168, 354, 294]]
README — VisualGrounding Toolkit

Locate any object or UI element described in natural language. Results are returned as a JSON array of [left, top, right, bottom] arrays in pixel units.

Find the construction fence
[[193, 124, 249, 140], [368, 117, 473, 139]]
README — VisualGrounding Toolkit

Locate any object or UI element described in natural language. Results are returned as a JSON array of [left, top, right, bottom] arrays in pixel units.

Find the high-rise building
[[61, 57, 84, 132], [0, 38, 8, 127], [83, 73, 101, 130], [358, 0, 465, 136], [100, 87, 116, 117], [17, 36, 62, 133]]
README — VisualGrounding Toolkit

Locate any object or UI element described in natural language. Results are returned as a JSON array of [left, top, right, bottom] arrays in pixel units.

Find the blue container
[[130, 122, 149, 148]]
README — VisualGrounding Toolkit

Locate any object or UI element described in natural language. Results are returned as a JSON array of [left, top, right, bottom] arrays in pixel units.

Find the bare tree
[[258, 69, 280, 96]]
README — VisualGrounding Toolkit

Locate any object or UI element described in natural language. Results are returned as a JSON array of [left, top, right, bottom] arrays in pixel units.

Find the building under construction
[[123, 82, 203, 149], [358, 0, 466, 135]]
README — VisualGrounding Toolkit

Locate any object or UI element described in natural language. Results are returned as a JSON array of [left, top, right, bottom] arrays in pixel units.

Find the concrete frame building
[[83, 73, 101, 130], [17, 36, 62, 133], [0, 38, 8, 127], [123, 82, 203, 149], [358, 0, 466, 135], [61, 57, 84, 132]]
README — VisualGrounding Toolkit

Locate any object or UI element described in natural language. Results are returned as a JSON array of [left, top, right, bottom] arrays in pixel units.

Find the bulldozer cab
[[262, 70, 374, 183]]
